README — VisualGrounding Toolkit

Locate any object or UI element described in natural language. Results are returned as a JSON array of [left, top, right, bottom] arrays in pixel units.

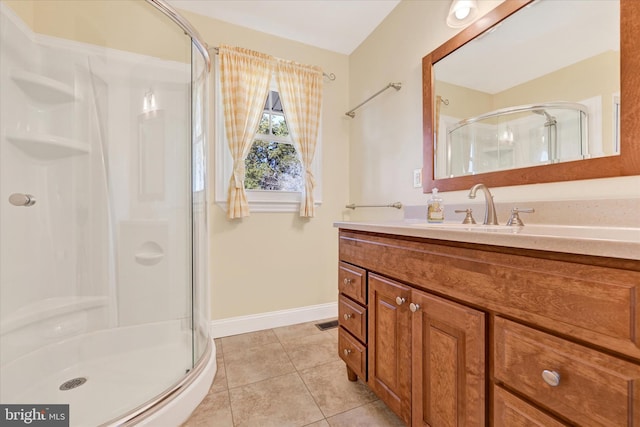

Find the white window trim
[[213, 59, 322, 213]]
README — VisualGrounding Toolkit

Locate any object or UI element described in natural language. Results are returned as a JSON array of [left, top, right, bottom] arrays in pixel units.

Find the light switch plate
[[413, 168, 422, 188]]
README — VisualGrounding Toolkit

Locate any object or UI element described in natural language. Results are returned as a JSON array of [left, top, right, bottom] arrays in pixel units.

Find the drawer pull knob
[[409, 303, 420, 312], [542, 370, 561, 387], [396, 297, 406, 305], [343, 313, 353, 320], [343, 348, 352, 356], [343, 278, 353, 285]]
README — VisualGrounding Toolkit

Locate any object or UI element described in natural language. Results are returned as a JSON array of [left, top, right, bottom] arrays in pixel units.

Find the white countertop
[[334, 220, 640, 261]]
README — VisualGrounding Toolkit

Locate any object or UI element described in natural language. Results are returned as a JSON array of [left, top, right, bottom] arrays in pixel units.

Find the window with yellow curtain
[[214, 47, 323, 217]]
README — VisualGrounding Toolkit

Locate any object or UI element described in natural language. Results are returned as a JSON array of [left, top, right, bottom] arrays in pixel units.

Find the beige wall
[[177, 11, 350, 320], [435, 81, 493, 121], [436, 51, 619, 121], [4, 0, 32, 27], [493, 51, 619, 109], [348, 0, 639, 215], [6, 0, 189, 62]]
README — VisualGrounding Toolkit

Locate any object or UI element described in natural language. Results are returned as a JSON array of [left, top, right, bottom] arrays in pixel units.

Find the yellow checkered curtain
[[276, 59, 323, 217], [219, 45, 273, 218]]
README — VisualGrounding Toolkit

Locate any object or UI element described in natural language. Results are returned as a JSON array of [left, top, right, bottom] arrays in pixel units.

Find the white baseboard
[[209, 302, 338, 338]]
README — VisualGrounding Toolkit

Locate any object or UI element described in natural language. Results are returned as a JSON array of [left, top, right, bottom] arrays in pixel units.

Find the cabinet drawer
[[338, 295, 366, 342], [339, 262, 366, 305], [493, 384, 568, 426], [494, 317, 640, 426], [339, 326, 366, 380]]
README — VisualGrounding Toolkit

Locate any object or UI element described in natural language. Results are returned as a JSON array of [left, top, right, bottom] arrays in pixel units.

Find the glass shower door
[[0, 1, 204, 424]]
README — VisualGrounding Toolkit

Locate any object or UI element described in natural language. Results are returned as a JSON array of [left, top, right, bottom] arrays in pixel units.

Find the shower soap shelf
[[11, 69, 78, 104], [6, 132, 90, 160]]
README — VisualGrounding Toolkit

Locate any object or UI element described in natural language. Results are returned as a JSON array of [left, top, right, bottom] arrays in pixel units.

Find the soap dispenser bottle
[[427, 188, 444, 223]]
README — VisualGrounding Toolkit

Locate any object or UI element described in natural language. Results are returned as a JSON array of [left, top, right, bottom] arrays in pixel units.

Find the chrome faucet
[[468, 184, 498, 225]]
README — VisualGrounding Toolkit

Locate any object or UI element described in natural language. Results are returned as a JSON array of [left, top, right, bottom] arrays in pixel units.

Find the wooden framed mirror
[[422, 0, 639, 192]]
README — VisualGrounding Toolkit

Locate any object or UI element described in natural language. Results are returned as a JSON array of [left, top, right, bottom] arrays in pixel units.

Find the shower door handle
[[8, 193, 36, 207]]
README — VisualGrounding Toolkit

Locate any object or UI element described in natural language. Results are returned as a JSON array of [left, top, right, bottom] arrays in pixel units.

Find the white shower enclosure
[[0, 1, 212, 425]]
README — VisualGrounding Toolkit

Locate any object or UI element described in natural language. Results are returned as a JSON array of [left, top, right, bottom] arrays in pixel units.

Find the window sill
[[215, 190, 322, 213]]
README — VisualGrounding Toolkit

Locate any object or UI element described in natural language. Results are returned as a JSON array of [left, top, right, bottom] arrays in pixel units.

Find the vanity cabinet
[[337, 229, 640, 426]]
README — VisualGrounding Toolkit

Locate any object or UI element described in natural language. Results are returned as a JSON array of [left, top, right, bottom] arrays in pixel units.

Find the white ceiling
[[166, 0, 401, 55]]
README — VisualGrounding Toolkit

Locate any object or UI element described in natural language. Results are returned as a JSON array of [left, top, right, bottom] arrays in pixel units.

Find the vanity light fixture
[[446, 0, 479, 28]]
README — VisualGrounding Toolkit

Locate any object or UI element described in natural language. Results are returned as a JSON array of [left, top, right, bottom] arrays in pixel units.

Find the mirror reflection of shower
[[532, 109, 557, 163], [443, 102, 590, 178]]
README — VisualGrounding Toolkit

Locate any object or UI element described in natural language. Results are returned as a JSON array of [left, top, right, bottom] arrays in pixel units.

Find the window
[[245, 90, 303, 192], [215, 70, 322, 213]]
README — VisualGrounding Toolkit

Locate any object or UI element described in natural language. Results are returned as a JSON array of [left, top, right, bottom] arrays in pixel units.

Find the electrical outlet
[[413, 168, 422, 188]]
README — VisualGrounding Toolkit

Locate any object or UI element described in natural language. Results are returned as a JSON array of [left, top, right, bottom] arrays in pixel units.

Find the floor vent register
[[315, 319, 339, 331]]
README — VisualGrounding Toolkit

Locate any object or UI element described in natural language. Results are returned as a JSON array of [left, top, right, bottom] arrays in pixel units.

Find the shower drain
[[59, 377, 87, 391]]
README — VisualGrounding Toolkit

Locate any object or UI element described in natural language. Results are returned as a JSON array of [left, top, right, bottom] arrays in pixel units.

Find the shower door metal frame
[[145, 0, 211, 71]]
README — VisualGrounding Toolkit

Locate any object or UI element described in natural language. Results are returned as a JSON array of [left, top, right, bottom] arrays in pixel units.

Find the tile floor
[[182, 319, 405, 427]]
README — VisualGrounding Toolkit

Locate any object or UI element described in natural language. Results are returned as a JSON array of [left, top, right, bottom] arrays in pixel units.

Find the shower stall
[[0, 0, 214, 425]]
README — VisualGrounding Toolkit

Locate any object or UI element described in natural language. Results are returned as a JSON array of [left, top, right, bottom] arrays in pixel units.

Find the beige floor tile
[[192, 323, 404, 426], [280, 331, 341, 371], [273, 318, 336, 342], [326, 328, 338, 342], [229, 372, 324, 427], [326, 400, 405, 427], [182, 390, 233, 427], [273, 321, 322, 341], [210, 357, 228, 393], [300, 360, 377, 418], [224, 342, 295, 388], [221, 329, 279, 354]]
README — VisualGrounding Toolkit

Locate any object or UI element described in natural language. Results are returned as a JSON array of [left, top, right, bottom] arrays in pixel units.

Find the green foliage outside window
[[244, 91, 303, 191], [244, 140, 302, 191]]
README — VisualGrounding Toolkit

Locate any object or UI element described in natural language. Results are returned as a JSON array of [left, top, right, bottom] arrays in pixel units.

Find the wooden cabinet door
[[368, 273, 412, 425], [411, 289, 485, 427]]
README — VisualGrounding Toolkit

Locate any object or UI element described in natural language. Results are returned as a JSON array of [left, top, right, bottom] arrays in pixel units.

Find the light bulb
[[455, 7, 470, 19], [447, 0, 478, 28]]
